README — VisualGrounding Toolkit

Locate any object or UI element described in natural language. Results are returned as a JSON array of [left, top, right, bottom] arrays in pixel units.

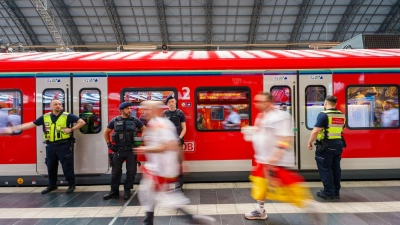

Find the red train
[[0, 49, 399, 186]]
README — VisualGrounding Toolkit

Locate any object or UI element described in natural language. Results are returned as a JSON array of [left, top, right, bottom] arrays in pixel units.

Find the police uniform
[[162, 96, 186, 190], [314, 108, 345, 199], [33, 111, 80, 194], [104, 102, 144, 200]]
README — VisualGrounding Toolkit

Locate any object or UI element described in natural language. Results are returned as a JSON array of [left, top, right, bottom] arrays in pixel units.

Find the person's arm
[[140, 126, 146, 136], [179, 122, 186, 139], [63, 118, 86, 134], [307, 113, 326, 150], [307, 127, 323, 150], [179, 112, 186, 138], [104, 127, 113, 144], [3, 122, 36, 134]]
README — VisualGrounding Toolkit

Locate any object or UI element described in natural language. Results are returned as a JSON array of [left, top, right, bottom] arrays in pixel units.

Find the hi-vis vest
[[317, 109, 345, 141], [43, 112, 70, 142]]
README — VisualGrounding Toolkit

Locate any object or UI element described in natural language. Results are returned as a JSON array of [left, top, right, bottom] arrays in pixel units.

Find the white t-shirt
[[225, 112, 241, 129], [143, 117, 180, 178], [382, 108, 399, 127], [252, 109, 295, 167], [0, 110, 7, 128]]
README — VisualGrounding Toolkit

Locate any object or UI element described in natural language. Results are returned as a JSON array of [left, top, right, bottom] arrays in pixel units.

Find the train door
[[72, 73, 108, 174], [298, 70, 332, 169], [35, 73, 109, 176], [36, 73, 71, 175], [263, 70, 298, 169]]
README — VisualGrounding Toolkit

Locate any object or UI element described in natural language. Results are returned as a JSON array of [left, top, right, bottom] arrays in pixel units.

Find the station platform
[[0, 180, 399, 225]]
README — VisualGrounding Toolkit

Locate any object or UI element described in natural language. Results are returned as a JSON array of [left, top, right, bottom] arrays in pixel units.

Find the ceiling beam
[[155, 0, 169, 47], [247, 0, 264, 50], [331, 0, 364, 42], [49, 0, 88, 51], [0, 0, 46, 51], [205, 0, 213, 50], [103, 0, 127, 45], [377, 0, 400, 33], [286, 0, 315, 50]]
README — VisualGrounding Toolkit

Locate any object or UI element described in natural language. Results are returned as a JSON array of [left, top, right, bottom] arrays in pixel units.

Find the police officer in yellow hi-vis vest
[[0, 99, 86, 194], [307, 95, 346, 201]]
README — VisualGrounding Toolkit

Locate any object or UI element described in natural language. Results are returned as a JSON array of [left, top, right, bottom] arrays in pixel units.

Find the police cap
[[119, 102, 131, 110], [165, 95, 176, 105]]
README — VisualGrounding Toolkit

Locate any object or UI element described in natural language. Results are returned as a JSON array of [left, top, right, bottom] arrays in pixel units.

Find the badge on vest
[[45, 122, 49, 126], [331, 118, 345, 124]]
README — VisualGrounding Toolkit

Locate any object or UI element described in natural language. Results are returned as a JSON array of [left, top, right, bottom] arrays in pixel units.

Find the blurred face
[[167, 98, 176, 110], [50, 99, 62, 113], [120, 106, 132, 117], [227, 107, 232, 114], [253, 94, 270, 112], [384, 102, 391, 110]]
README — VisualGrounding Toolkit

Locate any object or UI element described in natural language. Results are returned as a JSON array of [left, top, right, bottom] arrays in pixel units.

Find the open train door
[[298, 70, 332, 169], [35, 73, 109, 177], [72, 73, 108, 174], [263, 70, 299, 169]]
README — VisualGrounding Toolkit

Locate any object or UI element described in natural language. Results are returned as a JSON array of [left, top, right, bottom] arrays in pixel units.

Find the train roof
[[0, 49, 399, 72]]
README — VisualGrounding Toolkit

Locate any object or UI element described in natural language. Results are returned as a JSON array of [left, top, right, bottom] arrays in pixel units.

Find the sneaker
[[192, 215, 216, 225], [244, 209, 267, 220]]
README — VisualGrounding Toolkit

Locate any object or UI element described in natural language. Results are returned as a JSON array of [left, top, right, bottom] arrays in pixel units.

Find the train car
[[0, 49, 399, 186]]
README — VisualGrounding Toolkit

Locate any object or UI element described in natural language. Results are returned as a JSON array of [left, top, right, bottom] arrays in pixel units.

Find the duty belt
[[45, 140, 70, 145], [116, 146, 133, 151]]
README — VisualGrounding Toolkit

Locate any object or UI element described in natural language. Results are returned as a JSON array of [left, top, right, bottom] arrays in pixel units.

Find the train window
[[0, 90, 22, 134], [42, 89, 65, 115], [305, 86, 326, 129], [195, 87, 250, 131], [121, 89, 177, 124], [347, 85, 399, 128], [271, 86, 292, 114], [79, 89, 101, 134]]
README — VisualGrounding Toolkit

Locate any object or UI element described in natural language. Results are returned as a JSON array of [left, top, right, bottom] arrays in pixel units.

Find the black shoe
[[41, 185, 58, 194], [317, 191, 335, 201], [143, 212, 154, 225], [103, 190, 119, 200], [335, 194, 340, 199], [123, 190, 131, 200], [66, 185, 75, 194]]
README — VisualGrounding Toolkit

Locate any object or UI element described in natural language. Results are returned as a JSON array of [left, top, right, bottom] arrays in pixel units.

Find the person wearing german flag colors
[[242, 92, 316, 220], [308, 95, 346, 200]]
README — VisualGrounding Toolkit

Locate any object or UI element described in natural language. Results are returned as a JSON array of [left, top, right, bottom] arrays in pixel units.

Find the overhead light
[[123, 45, 157, 50]]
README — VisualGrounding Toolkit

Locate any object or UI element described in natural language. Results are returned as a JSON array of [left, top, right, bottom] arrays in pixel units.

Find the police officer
[[162, 95, 186, 190], [307, 95, 346, 200], [103, 102, 146, 200], [0, 99, 86, 194]]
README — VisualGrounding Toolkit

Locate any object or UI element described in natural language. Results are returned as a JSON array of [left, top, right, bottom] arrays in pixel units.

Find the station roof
[[0, 0, 399, 52]]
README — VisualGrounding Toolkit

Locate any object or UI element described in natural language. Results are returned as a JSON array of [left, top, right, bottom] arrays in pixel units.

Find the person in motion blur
[[242, 92, 323, 222], [135, 100, 215, 225]]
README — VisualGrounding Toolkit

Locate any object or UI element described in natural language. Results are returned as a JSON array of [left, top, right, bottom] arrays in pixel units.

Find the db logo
[[183, 141, 195, 152]]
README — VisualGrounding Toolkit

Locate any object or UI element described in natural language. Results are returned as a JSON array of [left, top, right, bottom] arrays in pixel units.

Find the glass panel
[[347, 86, 399, 128], [42, 89, 65, 115], [122, 90, 174, 124], [0, 90, 22, 134], [305, 86, 326, 129], [271, 86, 292, 114], [196, 89, 250, 130], [79, 89, 101, 134]]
